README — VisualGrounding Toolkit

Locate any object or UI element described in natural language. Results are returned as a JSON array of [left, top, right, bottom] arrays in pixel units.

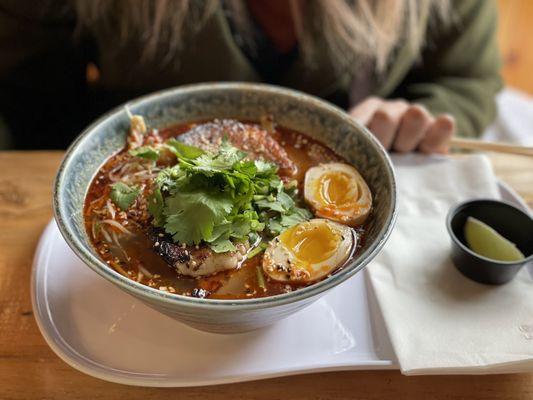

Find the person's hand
[[348, 97, 456, 154]]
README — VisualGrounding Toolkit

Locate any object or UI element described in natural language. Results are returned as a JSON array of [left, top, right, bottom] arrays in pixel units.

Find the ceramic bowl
[[53, 82, 397, 333]]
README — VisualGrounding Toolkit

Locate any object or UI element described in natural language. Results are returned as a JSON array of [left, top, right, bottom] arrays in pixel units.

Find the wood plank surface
[[498, 0, 533, 94], [0, 151, 532, 399]]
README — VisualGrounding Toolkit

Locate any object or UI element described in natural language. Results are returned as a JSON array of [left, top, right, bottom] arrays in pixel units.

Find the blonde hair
[[74, 0, 450, 72]]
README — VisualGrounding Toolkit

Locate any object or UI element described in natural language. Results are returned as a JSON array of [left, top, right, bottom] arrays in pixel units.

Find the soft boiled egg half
[[263, 218, 354, 283], [304, 162, 372, 226]]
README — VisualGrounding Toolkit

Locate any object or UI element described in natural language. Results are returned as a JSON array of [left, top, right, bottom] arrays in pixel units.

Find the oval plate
[[31, 182, 529, 387]]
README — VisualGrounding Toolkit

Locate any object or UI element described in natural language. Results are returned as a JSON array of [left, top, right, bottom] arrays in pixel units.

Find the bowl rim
[[53, 82, 398, 310], [446, 198, 533, 266]]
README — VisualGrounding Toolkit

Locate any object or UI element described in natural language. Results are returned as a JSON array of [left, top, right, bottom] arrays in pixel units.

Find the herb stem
[[247, 242, 268, 259], [256, 265, 266, 291]]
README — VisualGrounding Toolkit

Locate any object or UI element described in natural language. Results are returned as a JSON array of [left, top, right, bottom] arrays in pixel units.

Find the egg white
[[304, 162, 372, 226], [262, 218, 354, 283]]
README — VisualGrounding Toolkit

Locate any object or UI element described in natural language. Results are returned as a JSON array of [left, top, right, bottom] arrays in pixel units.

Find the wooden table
[[498, 0, 533, 95], [1, 151, 532, 400]]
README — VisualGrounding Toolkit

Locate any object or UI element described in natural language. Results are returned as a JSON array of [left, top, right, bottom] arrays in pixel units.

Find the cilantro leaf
[[255, 198, 286, 213], [217, 140, 247, 164], [129, 146, 159, 161], [281, 207, 313, 226], [163, 191, 233, 245], [166, 139, 205, 159], [207, 221, 233, 243], [234, 160, 257, 177], [267, 219, 284, 235], [155, 165, 187, 193], [148, 141, 312, 253], [110, 182, 140, 211], [210, 238, 237, 253], [268, 207, 313, 235], [254, 159, 277, 175], [277, 191, 295, 210], [147, 187, 164, 226], [254, 191, 294, 213], [230, 211, 263, 238]]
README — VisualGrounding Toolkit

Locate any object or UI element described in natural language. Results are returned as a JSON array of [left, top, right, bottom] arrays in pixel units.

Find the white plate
[[31, 182, 530, 387]]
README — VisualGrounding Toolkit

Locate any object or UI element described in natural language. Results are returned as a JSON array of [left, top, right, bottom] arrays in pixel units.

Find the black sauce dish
[[446, 199, 533, 285]]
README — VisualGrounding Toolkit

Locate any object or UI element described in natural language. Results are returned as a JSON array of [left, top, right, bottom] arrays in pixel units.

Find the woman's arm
[[350, 0, 502, 153], [397, 0, 502, 137]]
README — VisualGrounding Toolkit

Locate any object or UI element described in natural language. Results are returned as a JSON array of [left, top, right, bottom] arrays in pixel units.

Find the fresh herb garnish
[[247, 242, 268, 259], [149, 140, 311, 252], [147, 187, 165, 226], [165, 138, 205, 159], [256, 265, 266, 291], [110, 182, 140, 211], [129, 145, 159, 161], [267, 206, 312, 235]]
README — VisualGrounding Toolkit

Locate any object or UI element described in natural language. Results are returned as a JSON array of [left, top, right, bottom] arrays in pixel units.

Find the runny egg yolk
[[279, 221, 339, 265], [263, 218, 354, 282], [316, 171, 357, 209], [304, 163, 372, 227]]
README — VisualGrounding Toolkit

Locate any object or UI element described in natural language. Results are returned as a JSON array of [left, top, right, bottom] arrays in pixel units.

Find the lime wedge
[[464, 217, 525, 262]]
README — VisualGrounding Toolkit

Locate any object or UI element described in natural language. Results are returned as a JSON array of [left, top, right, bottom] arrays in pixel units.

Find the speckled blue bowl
[[53, 82, 397, 333]]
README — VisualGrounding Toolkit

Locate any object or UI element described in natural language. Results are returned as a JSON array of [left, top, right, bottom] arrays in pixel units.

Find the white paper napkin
[[483, 88, 533, 145], [367, 154, 533, 375]]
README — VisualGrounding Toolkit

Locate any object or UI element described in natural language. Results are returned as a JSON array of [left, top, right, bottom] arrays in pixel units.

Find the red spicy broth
[[84, 118, 368, 299]]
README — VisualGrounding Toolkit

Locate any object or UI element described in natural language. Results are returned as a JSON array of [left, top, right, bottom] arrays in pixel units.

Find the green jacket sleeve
[[395, 0, 503, 137]]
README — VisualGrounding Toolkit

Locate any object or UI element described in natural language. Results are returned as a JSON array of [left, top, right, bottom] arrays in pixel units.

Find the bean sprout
[[101, 219, 133, 235], [106, 199, 116, 219], [100, 226, 113, 244]]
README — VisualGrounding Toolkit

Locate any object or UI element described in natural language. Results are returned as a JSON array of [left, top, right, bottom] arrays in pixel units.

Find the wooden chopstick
[[449, 137, 533, 157]]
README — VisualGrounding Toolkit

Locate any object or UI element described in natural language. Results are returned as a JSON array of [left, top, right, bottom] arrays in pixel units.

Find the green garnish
[[147, 187, 165, 226], [256, 265, 266, 291], [129, 145, 159, 161], [247, 242, 268, 259], [110, 182, 140, 211], [165, 138, 206, 159], [149, 140, 311, 253]]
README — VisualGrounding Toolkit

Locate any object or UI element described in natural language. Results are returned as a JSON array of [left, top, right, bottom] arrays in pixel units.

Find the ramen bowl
[[53, 82, 397, 333]]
